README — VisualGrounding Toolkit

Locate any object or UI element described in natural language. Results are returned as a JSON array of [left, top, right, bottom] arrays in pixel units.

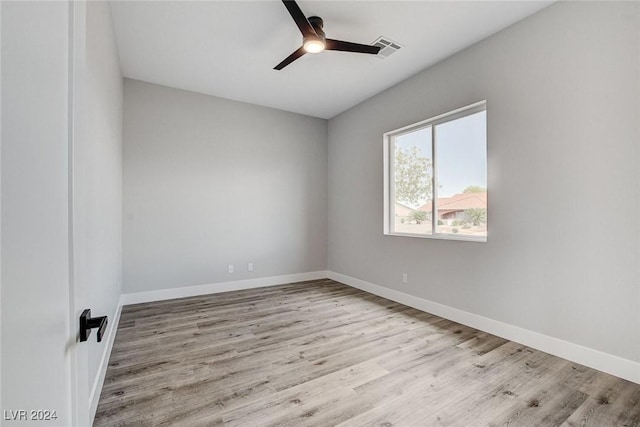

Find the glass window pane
[[392, 126, 433, 235], [434, 111, 487, 238]]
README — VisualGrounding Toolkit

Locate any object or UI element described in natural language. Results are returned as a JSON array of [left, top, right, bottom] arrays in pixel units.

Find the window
[[384, 101, 487, 242]]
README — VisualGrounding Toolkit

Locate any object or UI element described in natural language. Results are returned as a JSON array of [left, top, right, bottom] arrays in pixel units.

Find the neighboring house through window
[[383, 101, 487, 242]]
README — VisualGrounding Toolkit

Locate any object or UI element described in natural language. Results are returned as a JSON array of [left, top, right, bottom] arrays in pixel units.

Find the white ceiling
[[110, 1, 552, 119]]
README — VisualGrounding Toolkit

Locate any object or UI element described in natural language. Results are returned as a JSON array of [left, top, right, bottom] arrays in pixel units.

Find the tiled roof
[[419, 192, 487, 213]]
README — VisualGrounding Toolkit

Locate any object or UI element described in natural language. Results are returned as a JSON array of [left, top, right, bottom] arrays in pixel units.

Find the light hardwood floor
[[94, 279, 640, 426]]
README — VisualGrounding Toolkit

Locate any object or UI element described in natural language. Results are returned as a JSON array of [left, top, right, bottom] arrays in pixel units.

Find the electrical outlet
[[228, 264, 234, 274], [248, 262, 254, 272], [402, 273, 408, 284]]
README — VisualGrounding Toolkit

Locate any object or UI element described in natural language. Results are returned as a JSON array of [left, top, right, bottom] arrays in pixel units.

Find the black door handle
[[79, 309, 108, 342]]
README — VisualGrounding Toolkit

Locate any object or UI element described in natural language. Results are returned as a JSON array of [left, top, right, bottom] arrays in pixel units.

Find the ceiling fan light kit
[[303, 38, 325, 53], [275, 0, 381, 70]]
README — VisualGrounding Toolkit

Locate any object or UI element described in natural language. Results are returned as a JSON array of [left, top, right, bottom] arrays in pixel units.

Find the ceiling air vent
[[372, 37, 402, 60]]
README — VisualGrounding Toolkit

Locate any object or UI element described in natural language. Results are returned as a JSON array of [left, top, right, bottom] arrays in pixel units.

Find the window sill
[[384, 231, 487, 243]]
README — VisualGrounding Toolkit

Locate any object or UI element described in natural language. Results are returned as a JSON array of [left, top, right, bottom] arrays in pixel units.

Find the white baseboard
[[328, 271, 640, 385], [88, 299, 123, 423], [120, 271, 329, 306]]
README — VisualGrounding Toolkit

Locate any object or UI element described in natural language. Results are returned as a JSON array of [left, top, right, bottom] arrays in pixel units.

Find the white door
[[1, 1, 86, 426], [3, 2, 121, 424]]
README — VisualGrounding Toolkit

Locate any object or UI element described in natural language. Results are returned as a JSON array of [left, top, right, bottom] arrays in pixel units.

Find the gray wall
[[76, 0, 123, 404], [1, 2, 74, 424], [328, 1, 640, 363], [123, 79, 327, 293]]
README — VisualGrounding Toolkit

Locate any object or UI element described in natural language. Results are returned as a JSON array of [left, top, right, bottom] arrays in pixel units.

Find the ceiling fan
[[274, 0, 381, 70]]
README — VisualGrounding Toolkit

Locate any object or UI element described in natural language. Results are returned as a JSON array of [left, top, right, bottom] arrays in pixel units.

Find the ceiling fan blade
[[282, 0, 317, 39], [325, 39, 381, 55], [274, 46, 306, 70]]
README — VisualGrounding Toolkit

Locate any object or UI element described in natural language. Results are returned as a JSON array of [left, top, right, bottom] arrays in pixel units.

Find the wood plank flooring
[[94, 279, 640, 426]]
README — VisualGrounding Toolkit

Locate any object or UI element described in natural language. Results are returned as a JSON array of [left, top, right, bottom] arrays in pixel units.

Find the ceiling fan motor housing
[[307, 16, 325, 43]]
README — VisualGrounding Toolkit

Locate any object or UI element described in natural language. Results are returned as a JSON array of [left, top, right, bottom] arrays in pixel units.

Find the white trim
[[88, 300, 123, 423], [382, 135, 391, 235], [0, 0, 3, 415], [120, 271, 329, 306], [385, 100, 487, 136], [327, 271, 640, 385], [385, 231, 487, 243]]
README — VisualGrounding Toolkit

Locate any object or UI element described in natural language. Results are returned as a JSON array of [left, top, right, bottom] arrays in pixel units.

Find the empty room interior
[[2, 0, 640, 426]]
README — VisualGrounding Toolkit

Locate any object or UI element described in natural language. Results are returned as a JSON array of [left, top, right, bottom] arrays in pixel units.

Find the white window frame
[[383, 101, 487, 242]]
